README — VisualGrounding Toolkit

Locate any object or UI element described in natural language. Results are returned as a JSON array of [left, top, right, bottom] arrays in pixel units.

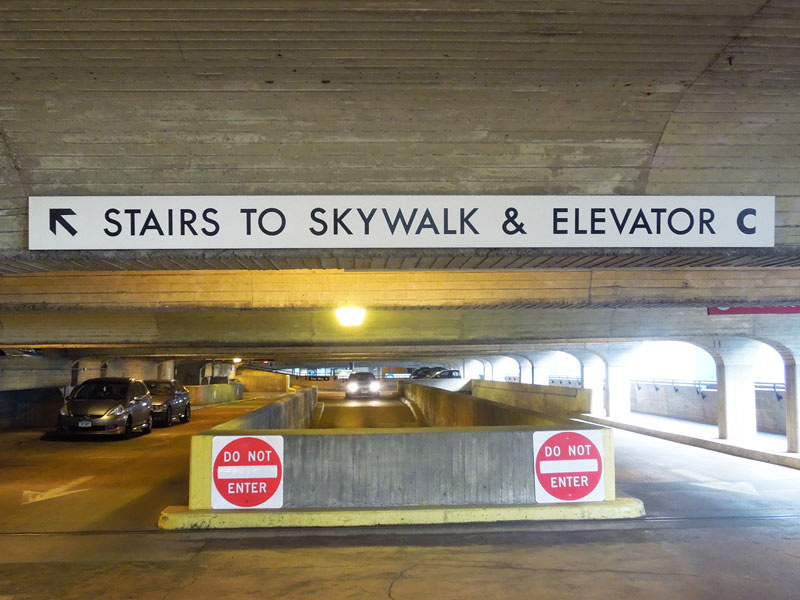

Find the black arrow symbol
[[49, 208, 77, 236]]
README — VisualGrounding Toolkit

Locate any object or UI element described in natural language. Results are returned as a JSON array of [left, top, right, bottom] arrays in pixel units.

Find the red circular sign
[[213, 437, 283, 508], [535, 432, 602, 501]]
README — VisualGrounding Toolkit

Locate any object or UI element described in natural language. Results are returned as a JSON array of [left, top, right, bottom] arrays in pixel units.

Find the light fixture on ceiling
[[335, 306, 366, 326], [232, 357, 242, 363]]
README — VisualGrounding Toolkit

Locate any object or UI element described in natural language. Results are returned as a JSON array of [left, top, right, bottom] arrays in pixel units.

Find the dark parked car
[[145, 379, 191, 426], [57, 377, 152, 437], [410, 367, 444, 379], [431, 369, 462, 379], [345, 372, 381, 399]]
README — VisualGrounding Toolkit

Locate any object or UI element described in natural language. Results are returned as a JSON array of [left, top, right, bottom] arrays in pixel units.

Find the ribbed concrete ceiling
[[2, 0, 800, 273]]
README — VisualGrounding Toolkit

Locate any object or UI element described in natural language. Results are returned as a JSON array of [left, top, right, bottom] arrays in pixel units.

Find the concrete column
[[477, 358, 493, 381], [704, 338, 762, 441], [508, 355, 533, 384], [158, 360, 175, 380], [583, 343, 642, 418], [606, 364, 632, 418], [580, 357, 607, 416], [784, 358, 800, 453], [77, 357, 105, 382], [746, 335, 800, 453], [463, 359, 484, 380], [523, 351, 560, 386]]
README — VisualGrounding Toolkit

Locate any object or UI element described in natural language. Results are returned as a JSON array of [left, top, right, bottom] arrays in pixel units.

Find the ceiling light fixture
[[335, 307, 366, 326]]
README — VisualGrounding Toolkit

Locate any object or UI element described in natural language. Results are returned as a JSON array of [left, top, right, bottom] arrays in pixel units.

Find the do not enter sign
[[211, 436, 284, 509], [533, 430, 605, 503]]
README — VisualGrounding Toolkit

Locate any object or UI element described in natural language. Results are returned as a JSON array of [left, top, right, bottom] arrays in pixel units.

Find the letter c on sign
[[737, 208, 757, 235]]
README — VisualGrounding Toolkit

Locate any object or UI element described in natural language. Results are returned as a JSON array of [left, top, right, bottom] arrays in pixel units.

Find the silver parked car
[[57, 377, 153, 437], [145, 379, 191, 426]]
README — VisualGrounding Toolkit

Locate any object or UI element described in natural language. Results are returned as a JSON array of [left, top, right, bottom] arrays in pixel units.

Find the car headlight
[[369, 381, 380, 392], [106, 404, 126, 417], [346, 382, 359, 392], [59, 403, 70, 416]]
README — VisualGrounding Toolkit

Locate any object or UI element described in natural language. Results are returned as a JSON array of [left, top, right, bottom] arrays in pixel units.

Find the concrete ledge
[[158, 497, 645, 530], [186, 383, 244, 407], [583, 415, 800, 470]]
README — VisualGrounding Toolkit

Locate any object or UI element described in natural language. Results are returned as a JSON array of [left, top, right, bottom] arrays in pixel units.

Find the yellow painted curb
[[158, 497, 645, 530]]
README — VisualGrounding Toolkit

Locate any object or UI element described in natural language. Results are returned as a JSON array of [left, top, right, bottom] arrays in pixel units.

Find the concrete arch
[[485, 356, 521, 383], [726, 334, 800, 453], [507, 354, 533, 384], [462, 358, 486, 381]]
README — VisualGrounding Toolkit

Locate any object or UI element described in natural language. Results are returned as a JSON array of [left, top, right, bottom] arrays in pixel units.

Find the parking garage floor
[[2, 397, 800, 599]]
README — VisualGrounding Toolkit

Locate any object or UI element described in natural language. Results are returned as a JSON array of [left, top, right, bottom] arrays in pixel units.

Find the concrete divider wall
[[235, 369, 290, 393], [186, 383, 244, 407], [408, 378, 470, 393], [289, 375, 341, 391], [401, 381, 567, 428], [190, 424, 615, 510], [184, 385, 618, 516], [0, 387, 64, 429], [209, 388, 317, 431], [470, 381, 592, 416]]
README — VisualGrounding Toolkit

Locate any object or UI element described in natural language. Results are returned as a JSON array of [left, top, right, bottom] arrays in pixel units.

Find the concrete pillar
[[523, 351, 560, 386], [579, 356, 607, 415], [583, 343, 642, 418], [508, 355, 533, 384], [784, 357, 799, 453], [486, 356, 520, 382], [158, 360, 175, 380], [77, 357, 105, 382], [477, 358, 493, 381], [704, 338, 762, 441], [746, 335, 800, 453]]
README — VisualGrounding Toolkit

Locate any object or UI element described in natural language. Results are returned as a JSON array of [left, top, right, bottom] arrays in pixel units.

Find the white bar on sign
[[539, 459, 598, 474], [217, 465, 278, 479]]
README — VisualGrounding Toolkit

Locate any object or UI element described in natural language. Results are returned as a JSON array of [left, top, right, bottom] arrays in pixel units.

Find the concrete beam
[[5, 269, 800, 311]]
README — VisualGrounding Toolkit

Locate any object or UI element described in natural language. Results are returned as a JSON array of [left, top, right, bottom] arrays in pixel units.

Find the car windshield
[[72, 381, 128, 401], [145, 381, 172, 394], [349, 372, 376, 382]]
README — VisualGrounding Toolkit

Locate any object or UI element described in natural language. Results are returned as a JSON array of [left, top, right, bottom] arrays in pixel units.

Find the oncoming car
[[145, 379, 191, 426], [345, 372, 381, 399], [57, 377, 153, 437]]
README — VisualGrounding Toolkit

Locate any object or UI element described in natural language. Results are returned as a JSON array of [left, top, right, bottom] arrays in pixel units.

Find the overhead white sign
[[29, 195, 774, 250]]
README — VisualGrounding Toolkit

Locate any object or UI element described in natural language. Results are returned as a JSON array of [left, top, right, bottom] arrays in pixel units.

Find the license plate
[[78, 420, 92, 428]]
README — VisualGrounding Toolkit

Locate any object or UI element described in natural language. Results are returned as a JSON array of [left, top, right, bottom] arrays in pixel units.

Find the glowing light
[[335, 307, 366, 326], [232, 357, 242, 363]]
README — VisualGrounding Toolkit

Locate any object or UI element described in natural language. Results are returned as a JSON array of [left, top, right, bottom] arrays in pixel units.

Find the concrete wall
[[471, 381, 592, 417], [409, 378, 470, 394], [0, 356, 71, 391], [289, 375, 341, 391], [191, 426, 615, 510], [189, 385, 615, 510], [0, 387, 64, 429], [210, 388, 317, 431], [235, 369, 290, 393], [401, 382, 566, 428], [0, 357, 68, 430], [630, 382, 786, 434], [187, 384, 244, 408]]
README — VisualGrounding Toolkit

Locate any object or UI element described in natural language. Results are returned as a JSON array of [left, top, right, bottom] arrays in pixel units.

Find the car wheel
[[143, 413, 153, 434], [165, 407, 172, 427], [180, 403, 191, 423]]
